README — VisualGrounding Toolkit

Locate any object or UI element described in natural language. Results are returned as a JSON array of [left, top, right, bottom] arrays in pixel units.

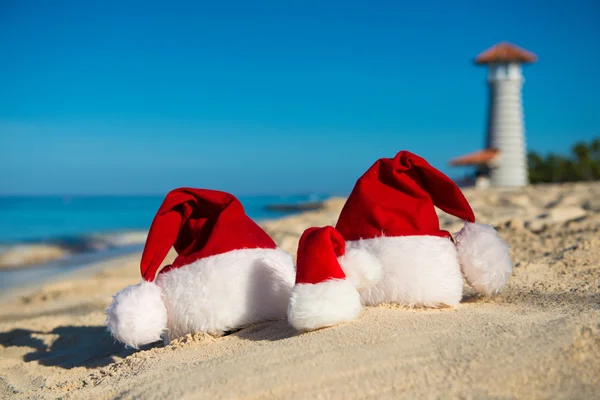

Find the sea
[[0, 194, 327, 291]]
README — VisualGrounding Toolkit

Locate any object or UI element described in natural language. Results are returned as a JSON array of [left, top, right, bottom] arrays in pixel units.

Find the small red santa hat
[[335, 150, 512, 296], [106, 188, 280, 348], [287, 226, 363, 331]]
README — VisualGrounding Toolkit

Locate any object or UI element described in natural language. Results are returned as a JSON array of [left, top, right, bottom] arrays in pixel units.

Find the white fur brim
[[287, 279, 362, 332], [156, 247, 295, 342], [346, 235, 464, 308], [338, 245, 383, 290], [105, 280, 167, 349], [455, 222, 513, 296]]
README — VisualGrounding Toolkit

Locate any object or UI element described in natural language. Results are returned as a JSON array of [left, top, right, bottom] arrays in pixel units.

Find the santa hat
[[336, 150, 512, 296], [287, 226, 364, 331], [140, 188, 276, 281], [105, 188, 279, 348]]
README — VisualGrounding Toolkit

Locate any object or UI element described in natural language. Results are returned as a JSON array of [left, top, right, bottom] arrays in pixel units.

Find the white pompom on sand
[[455, 222, 513, 296], [105, 280, 167, 348]]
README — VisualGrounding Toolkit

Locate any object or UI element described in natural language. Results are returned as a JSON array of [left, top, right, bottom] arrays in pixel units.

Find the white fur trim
[[287, 279, 362, 331], [347, 236, 463, 308], [156, 247, 295, 342], [455, 222, 513, 296], [338, 245, 383, 289], [105, 280, 167, 349]]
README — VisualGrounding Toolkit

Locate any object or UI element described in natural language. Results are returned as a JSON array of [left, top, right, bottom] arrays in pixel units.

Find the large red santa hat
[[336, 150, 475, 240], [335, 150, 512, 296], [106, 188, 283, 348]]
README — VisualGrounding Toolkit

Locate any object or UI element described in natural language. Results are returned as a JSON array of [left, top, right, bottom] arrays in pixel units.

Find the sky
[[1, 0, 598, 196]]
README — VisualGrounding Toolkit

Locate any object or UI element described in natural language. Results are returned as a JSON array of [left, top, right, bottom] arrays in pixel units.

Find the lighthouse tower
[[476, 42, 537, 187]]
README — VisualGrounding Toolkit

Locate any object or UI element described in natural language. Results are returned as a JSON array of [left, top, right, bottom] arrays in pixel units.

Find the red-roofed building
[[449, 149, 500, 167], [474, 42, 538, 65], [451, 42, 537, 188]]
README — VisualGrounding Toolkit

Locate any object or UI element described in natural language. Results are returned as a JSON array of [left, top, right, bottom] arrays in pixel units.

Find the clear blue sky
[[1, 0, 598, 195]]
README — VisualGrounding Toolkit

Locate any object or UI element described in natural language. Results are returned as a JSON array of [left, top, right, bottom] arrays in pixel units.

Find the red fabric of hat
[[336, 150, 476, 241], [295, 226, 347, 285], [140, 188, 276, 282]]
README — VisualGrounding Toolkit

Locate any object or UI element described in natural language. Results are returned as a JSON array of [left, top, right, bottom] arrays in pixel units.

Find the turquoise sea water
[[0, 194, 327, 291], [0, 194, 326, 244]]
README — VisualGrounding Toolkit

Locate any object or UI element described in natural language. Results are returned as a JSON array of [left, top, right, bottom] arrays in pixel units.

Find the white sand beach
[[1, 182, 599, 399]]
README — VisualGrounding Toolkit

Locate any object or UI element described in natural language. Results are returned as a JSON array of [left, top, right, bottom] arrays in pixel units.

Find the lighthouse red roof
[[475, 42, 537, 65], [449, 148, 500, 167]]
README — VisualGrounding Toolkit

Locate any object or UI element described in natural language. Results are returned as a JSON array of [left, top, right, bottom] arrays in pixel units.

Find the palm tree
[[591, 138, 600, 160], [528, 137, 600, 183], [572, 142, 591, 180], [591, 138, 600, 178]]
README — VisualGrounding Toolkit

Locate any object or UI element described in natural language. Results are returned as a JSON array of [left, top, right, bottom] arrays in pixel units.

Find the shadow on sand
[[0, 321, 297, 370], [0, 326, 159, 369]]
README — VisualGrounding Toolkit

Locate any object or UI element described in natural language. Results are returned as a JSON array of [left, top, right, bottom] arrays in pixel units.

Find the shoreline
[[0, 199, 331, 272], [0, 230, 149, 270], [0, 244, 145, 301], [0, 199, 337, 297]]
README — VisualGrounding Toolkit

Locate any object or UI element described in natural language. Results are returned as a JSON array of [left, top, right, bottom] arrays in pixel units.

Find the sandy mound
[[0, 183, 599, 399], [0, 245, 70, 270], [0, 231, 148, 270]]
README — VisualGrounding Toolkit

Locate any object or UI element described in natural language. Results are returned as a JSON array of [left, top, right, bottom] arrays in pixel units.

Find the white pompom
[[287, 279, 362, 332], [105, 280, 167, 348], [455, 222, 513, 296], [338, 246, 382, 290]]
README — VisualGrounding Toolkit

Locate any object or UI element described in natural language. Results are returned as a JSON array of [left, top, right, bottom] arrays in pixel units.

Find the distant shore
[[0, 231, 148, 271], [263, 201, 326, 212]]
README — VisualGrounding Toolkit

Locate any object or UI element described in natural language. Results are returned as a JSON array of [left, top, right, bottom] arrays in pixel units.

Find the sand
[[0, 245, 71, 270], [1, 182, 599, 399]]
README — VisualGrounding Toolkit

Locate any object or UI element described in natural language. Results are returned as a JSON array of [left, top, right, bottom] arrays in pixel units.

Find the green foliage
[[528, 138, 600, 183]]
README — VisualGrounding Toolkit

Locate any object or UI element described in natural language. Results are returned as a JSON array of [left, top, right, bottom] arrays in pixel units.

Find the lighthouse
[[450, 42, 537, 188]]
